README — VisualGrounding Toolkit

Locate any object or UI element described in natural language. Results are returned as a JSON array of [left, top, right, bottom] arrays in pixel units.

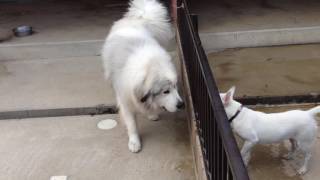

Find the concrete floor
[[0, 1, 125, 44], [209, 44, 320, 179], [0, 1, 122, 111], [0, 1, 195, 179], [208, 44, 320, 97], [0, 112, 194, 180], [190, 0, 320, 33], [0, 56, 116, 111], [189, 0, 320, 51]]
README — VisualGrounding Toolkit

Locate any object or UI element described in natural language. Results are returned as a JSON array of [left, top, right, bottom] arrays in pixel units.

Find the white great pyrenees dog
[[102, 0, 184, 153]]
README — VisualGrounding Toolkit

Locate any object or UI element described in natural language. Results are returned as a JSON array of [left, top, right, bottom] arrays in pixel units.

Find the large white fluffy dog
[[220, 87, 318, 174], [101, 0, 184, 153]]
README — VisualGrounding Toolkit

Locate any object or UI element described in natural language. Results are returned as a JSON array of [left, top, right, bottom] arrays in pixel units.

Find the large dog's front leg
[[119, 102, 141, 153]]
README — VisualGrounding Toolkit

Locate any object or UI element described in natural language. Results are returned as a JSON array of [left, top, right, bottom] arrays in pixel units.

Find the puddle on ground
[[248, 143, 302, 180], [208, 44, 320, 97]]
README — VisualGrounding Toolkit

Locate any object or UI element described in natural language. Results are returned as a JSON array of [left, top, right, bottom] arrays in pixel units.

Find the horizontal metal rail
[[176, 1, 250, 180]]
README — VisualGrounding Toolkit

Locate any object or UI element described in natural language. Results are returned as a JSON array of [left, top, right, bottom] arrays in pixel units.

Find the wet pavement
[[209, 44, 320, 179], [208, 44, 320, 97]]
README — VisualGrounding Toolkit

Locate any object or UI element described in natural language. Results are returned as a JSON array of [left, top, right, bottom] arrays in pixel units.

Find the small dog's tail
[[125, 0, 169, 22], [307, 105, 320, 117]]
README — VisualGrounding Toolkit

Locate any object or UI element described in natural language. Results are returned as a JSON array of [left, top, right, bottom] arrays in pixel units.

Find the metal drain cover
[[50, 176, 67, 180], [97, 119, 117, 130]]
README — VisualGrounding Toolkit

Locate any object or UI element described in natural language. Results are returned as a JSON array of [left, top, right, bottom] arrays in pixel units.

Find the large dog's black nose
[[176, 101, 185, 109]]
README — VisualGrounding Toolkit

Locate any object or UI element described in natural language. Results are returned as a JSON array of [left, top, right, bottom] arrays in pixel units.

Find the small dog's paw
[[148, 115, 159, 121], [282, 153, 294, 160], [128, 136, 141, 153], [298, 167, 308, 175]]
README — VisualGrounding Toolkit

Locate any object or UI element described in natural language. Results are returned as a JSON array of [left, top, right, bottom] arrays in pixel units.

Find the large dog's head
[[139, 78, 184, 112], [134, 49, 184, 113]]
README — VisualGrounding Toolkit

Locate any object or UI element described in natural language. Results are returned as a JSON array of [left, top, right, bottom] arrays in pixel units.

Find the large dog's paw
[[148, 114, 159, 121], [128, 135, 141, 153]]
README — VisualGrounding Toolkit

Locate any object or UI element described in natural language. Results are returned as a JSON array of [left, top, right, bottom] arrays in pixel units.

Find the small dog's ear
[[224, 86, 235, 104]]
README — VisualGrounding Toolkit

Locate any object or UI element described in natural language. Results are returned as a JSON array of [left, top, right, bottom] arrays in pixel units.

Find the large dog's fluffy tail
[[307, 105, 320, 117], [125, 0, 169, 22]]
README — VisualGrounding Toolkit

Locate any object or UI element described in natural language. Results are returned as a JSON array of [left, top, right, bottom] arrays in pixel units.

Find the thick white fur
[[220, 87, 318, 175], [101, 0, 183, 153]]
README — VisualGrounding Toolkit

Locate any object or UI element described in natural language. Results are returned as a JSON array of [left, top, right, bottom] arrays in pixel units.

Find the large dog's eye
[[163, 90, 170, 94]]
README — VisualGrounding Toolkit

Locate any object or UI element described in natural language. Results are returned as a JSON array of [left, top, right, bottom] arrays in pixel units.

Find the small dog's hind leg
[[298, 142, 312, 175], [241, 140, 257, 166], [284, 138, 298, 160], [298, 151, 311, 175], [119, 101, 141, 153]]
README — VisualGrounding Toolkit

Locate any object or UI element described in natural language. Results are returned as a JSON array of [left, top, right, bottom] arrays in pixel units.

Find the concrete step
[[0, 56, 116, 112], [0, 40, 104, 61], [201, 26, 320, 52], [190, 0, 320, 51], [0, 113, 194, 180]]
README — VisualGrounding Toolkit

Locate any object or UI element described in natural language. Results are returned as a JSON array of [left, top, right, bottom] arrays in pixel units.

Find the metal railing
[[176, 1, 250, 180]]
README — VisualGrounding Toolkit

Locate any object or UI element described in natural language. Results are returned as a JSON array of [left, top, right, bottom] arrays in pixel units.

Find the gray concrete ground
[[0, 112, 194, 180], [0, 1, 124, 44], [189, 0, 320, 51], [190, 0, 320, 33], [209, 45, 320, 179], [208, 44, 320, 97], [0, 1, 195, 180], [0, 1, 119, 111], [0, 56, 116, 111]]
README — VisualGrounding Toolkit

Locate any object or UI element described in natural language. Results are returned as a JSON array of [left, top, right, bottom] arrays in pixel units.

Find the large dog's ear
[[140, 91, 150, 103], [224, 86, 236, 105], [135, 65, 153, 103], [135, 78, 163, 103], [134, 62, 164, 103], [135, 81, 150, 103]]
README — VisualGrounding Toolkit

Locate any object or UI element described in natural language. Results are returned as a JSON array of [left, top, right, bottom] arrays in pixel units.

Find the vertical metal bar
[[176, 1, 250, 180], [190, 14, 198, 34]]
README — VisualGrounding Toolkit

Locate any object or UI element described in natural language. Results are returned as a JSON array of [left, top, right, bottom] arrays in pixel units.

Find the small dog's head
[[220, 86, 242, 118]]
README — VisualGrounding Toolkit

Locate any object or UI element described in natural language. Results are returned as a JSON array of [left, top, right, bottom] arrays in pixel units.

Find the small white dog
[[220, 87, 319, 174], [101, 0, 184, 153]]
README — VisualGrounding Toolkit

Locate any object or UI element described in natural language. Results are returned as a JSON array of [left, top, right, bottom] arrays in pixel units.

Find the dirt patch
[[0, 63, 10, 77]]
